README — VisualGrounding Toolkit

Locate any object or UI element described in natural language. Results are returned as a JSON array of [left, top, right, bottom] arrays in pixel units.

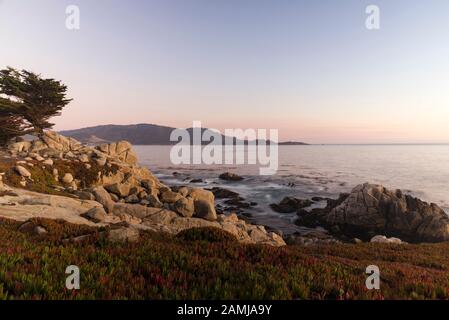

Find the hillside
[[60, 124, 309, 145], [60, 124, 175, 145], [278, 141, 309, 145]]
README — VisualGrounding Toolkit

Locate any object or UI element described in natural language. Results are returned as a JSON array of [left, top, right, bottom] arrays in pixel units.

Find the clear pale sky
[[1, 0, 448, 143]]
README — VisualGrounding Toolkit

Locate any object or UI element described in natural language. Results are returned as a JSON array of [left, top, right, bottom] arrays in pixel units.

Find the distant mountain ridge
[[59, 124, 308, 145], [60, 124, 174, 145]]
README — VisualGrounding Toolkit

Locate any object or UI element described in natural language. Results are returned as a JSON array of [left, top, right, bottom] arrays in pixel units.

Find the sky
[[0, 0, 449, 144]]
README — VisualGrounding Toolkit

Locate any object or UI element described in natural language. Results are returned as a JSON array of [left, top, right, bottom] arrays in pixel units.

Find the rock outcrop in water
[[1, 132, 285, 246], [296, 183, 449, 243], [219, 172, 244, 181], [270, 197, 313, 214]]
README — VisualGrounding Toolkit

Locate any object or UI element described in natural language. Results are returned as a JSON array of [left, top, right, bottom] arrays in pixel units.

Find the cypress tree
[[0, 67, 72, 140]]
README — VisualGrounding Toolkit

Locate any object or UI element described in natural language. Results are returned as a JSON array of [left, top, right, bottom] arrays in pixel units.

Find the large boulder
[[101, 170, 125, 186], [82, 207, 107, 223], [160, 190, 183, 204], [270, 197, 313, 213], [139, 212, 286, 247], [144, 194, 163, 208], [91, 186, 115, 213], [29, 139, 47, 153], [188, 188, 215, 203], [105, 182, 132, 198], [40, 131, 82, 152], [96, 141, 138, 165], [0, 187, 101, 225], [173, 197, 195, 217], [219, 172, 243, 181], [8, 141, 31, 153], [209, 187, 240, 199], [193, 199, 217, 221], [299, 183, 449, 243], [14, 166, 31, 178], [188, 188, 217, 221], [100, 166, 161, 196], [112, 203, 165, 219]]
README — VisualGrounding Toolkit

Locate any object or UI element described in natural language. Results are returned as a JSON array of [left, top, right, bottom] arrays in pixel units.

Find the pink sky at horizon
[[1, 0, 449, 144]]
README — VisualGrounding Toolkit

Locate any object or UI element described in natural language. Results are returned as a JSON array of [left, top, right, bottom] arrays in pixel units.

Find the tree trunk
[[35, 127, 44, 140]]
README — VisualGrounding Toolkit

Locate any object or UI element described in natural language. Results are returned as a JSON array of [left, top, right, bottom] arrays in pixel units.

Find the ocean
[[134, 145, 449, 234]]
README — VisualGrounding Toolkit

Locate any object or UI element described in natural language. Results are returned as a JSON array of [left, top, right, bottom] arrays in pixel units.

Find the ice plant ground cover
[[0, 217, 448, 300]]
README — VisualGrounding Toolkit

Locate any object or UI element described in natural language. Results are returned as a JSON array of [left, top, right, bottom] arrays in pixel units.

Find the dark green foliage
[[0, 97, 32, 146], [0, 67, 72, 141], [177, 227, 237, 243]]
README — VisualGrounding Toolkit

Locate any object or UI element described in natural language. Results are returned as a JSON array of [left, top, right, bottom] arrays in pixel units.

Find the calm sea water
[[134, 145, 449, 233]]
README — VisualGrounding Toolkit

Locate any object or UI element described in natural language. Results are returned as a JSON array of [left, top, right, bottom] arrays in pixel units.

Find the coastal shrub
[[0, 159, 70, 196], [0, 158, 121, 195], [176, 227, 237, 243], [0, 217, 449, 299], [0, 67, 71, 137], [52, 160, 120, 189], [53, 160, 99, 189]]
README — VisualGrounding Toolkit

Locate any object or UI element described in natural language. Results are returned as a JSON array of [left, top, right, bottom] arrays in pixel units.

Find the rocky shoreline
[[268, 183, 449, 245], [294, 183, 449, 243], [1, 132, 449, 247], [0, 132, 285, 246]]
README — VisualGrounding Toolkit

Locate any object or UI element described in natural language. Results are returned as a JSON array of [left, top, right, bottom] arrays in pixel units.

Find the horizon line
[[56, 123, 449, 146]]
